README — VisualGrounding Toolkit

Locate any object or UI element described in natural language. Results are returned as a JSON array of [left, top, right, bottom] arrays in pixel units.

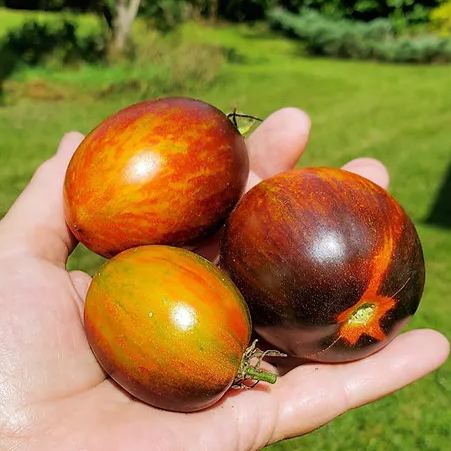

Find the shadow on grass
[[426, 162, 451, 228]]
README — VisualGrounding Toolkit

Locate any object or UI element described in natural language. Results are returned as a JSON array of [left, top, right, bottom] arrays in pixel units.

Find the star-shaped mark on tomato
[[337, 295, 396, 346]]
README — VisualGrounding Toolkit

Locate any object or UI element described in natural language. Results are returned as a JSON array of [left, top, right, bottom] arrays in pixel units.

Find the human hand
[[0, 109, 448, 451]]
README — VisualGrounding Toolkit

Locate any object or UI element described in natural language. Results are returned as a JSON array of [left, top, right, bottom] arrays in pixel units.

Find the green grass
[[0, 8, 450, 450]]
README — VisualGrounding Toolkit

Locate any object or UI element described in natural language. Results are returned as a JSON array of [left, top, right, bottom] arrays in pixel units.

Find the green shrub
[[0, 19, 106, 66], [213, 0, 441, 23], [430, 1, 451, 36], [99, 30, 225, 99], [140, 0, 189, 32], [0, 18, 107, 100], [217, 0, 276, 21], [269, 7, 451, 63], [373, 34, 451, 62], [279, 1, 439, 24]]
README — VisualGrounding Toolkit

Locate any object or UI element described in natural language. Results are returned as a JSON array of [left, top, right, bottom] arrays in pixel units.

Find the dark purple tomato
[[220, 167, 425, 363]]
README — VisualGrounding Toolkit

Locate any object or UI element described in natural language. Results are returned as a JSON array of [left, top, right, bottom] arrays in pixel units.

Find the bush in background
[[141, 0, 188, 32], [276, 0, 441, 25], [430, 1, 451, 35], [195, 0, 442, 25], [206, 0, 443, 25], [0, 18, 106, 99], [373, 33, 451, 61], [102, 29, 225, 98], [216, 0, 274, 21], [0, 20, 226, 102], [142, 0, 274, 23], [269, 7, 451, 62], [1, 20, 106, 66]]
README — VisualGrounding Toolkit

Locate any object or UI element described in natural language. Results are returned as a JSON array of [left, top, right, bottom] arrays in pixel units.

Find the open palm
[[0, 109, 448, 451]]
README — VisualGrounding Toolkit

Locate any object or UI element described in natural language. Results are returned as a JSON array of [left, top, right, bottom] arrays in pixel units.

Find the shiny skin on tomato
[[220, 167, 425, 363], [84, 245, 251, 412], [64, 97, 249, 257]]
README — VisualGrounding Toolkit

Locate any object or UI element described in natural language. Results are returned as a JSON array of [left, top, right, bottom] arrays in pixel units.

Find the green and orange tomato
[[220, 167, 425, 363], [64, 97, 249, 258], [84, 245, 277, 412]]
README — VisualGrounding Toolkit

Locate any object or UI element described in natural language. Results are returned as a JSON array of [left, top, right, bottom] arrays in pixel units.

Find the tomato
[[220, 167, 425, 362], [64, 97, 248, 257], [84, 245, 277, 412]]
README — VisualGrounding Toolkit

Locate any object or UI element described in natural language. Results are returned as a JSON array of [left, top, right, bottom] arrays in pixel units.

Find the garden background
[[0, 1, 450, 449]]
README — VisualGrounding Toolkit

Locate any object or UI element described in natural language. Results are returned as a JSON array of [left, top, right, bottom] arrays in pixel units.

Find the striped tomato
[[64, 97, 248, 257], [84, 245, 278, 412]]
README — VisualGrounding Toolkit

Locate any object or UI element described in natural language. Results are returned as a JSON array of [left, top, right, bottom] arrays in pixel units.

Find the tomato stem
[[233, 339, 286, 388], [245, 366, 277, 384]]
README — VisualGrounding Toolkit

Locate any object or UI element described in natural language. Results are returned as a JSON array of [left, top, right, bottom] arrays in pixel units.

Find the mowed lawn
[[0, 9, 450, 450]]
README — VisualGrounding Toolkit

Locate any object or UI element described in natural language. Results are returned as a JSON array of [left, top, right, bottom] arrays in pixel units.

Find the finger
[[342, 157, 390, 190], [247, 107, 311, 179], [69, 270, 92, 316], [0, 132, 84, 265], [206, 329, 448, 449], [245, 170, 262, 192]]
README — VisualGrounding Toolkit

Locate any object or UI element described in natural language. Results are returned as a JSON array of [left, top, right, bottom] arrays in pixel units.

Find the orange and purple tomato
[[84, 245, 254, 412], [64, 97, 249, 258], [220, 167, 425, 363]]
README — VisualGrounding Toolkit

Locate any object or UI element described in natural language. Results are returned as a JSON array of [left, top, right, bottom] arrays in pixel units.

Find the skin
[[64, 97, 248, 257], [220, 167, 425, 362], [0, 109, 448, 451], [85, 245, 251, 412]]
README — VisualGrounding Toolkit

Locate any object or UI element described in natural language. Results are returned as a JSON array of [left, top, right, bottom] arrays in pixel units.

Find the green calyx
[[233, 339, 286, 388], [227, 110, 263, 137]]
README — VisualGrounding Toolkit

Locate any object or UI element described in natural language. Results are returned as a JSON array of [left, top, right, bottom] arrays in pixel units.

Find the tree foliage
[[2, 1, 445, 23]]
